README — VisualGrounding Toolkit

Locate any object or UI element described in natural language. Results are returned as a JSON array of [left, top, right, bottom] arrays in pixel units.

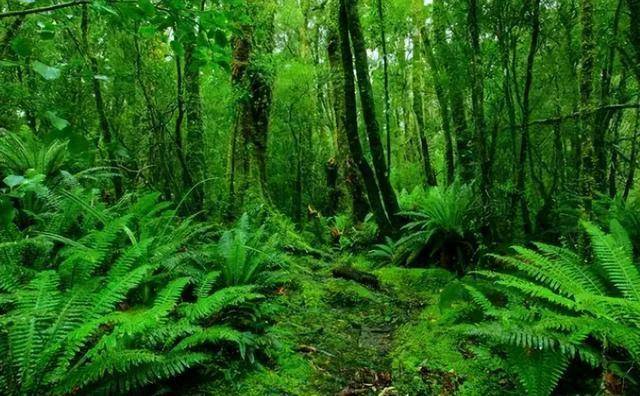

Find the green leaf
[[3, 175, 25, 188], [0, 60, 19, 68], [45, 111, 69, 130], [0, 197, 15, 227], [11, 36, 32, 57], [138, 25, 156, 39], [170, 40, 184, 57], [32, 61, 61, 80]]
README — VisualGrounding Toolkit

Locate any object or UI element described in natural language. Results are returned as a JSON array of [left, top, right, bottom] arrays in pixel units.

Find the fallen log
[[331, 266, 380, 289]]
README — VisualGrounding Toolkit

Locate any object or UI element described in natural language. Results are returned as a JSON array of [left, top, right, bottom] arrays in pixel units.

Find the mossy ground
[[229, 254, 513, 395]]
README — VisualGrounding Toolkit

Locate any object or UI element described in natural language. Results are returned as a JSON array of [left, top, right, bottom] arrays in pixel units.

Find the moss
[[324, 278, 378, 307], [376, 267, 455, 303], [391, 304, 515, 395]]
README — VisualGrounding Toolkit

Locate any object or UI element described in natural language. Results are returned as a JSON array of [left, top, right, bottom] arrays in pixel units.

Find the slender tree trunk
[[81, 5, 122, 199], [433, 0, 472, 182], [467, 0, 490, 198], [623, 107, 640, 199], [174, 55, 196, 199], [422, 27, 454, 185], [133, 36, 174, 198], [376, 0, 392, 170], [579, 0, 596, 212], [513, 0, 540, 235], [338, 0, 393, 235], [591, 0, 623, 194], [184, 41, 205, 211], [412, 33, 436, 186], [343, 0, 400, 228], [626, 0, 640, 83], [327, 30, 369, 221]]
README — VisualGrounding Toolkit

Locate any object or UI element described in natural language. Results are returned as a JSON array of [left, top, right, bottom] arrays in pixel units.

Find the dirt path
[[279, 256, 425, 395]]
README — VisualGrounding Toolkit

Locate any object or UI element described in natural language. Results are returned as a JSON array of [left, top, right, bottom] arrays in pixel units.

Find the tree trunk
[[343, 0, 400, 228], [376, 0, 392, 170], [174, 55, 196, 201], [433, 0, 472, 182], [579, 0, 596, 212], [184, 41, 205, 212], [467, 0, 490, 201], [81, 5, 122, 199], [228, 25, 252, 215], [338, 0, 393, 235], [623, 107, 640, 200], [412, 33, 437, 186], [513, 0, 541, 235], [327, 29, 369, 221], [626, 0, 640, 83], [422, 27, 454, 185]]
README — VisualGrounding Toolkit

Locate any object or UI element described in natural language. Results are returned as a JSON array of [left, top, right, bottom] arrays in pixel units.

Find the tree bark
[[513, 0, 541, 235], [412, 33, 437, 186], [343, 0, 400, 228], [579, 0, 596, 212], [433, 0, 472, 182], [184, 39, 205, 212], [327, 30, 369, 222], [376, 0, 392, 170], [422, 27, 454, 185], [467, 0, 490, 200], [338, 0, 393, 235], [81, 5, 122, 199], [625, 0, 640, 83], [174, 55, 196, 199]]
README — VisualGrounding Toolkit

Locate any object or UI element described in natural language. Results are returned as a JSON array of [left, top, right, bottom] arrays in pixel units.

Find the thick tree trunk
[[343, 0, 400, 229], [338, 0, 393, 235], [412, 33, 437, 186], [327, 30, 369, 221], [228, 27, 252, 215]]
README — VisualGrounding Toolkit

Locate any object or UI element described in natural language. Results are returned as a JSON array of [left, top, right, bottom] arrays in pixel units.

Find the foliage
[[372, 184, 478, 273], [0, 191, 267, 395], [459, 221, 640, 395], [214, 212, 276, 286]]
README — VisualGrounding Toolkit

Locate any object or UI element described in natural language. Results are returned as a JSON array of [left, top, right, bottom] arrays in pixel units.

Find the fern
[[460, 221, 640, 395], [0, 190, 270, 395]]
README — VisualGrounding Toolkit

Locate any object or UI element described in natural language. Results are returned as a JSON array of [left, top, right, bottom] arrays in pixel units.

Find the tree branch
[[0, 0, 90, 19], [527, 103, 640, 127]]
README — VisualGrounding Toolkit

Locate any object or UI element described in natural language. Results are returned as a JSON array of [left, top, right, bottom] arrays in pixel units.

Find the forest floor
[[232, 252, 497, 395]]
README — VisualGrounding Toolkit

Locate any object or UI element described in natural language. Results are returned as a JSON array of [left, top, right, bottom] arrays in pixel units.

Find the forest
[[1, 0, 640, 394]]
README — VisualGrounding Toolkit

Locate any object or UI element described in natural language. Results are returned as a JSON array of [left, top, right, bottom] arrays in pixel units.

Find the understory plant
[[0, 191, 267, 395], [371, 184, 478, 272], [458, 221, 640, 395]]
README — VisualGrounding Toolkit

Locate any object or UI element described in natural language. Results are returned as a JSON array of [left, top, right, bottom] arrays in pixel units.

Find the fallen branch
[[0, 0, 90, 19]]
